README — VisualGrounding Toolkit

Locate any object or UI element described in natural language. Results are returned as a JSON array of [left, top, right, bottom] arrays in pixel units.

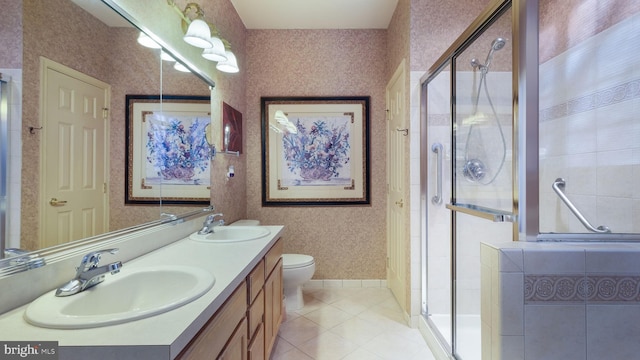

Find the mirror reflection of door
[[40, 58, 110, 248]]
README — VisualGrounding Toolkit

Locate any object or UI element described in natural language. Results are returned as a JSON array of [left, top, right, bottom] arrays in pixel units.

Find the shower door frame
[[0, 76, 9, 258], [420, 0, 541, 358]]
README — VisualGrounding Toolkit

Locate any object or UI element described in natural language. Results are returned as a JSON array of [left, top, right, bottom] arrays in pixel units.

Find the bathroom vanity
[[178, 237, 283, 360], [0, 222, 284, 360]]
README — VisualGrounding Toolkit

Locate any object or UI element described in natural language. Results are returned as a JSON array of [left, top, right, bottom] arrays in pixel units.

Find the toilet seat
[[282, 254, 314, 269]]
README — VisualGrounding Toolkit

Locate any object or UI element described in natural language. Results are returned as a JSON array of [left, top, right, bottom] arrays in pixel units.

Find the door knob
[[395, 199, 404, 208], [49, 198, 68, 206]]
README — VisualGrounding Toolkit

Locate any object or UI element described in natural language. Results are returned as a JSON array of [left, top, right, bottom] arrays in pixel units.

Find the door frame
[[386, 59, 408, 313], [38, 57, 111, 247]]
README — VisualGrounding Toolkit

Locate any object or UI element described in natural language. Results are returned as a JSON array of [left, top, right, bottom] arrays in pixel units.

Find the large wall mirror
[[0, 0, 215, 271]]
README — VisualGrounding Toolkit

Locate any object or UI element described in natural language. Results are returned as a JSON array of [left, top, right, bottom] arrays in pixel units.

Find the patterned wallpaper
[[539, 0, 640, 63], [245, 29, 388, 279], [0, 0, 22, 68], [410, 0, 490, 72]]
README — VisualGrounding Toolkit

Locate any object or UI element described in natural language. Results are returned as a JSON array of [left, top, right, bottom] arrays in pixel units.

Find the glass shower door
[[424, 64, 452, 351], [449, 6, 514, 359]]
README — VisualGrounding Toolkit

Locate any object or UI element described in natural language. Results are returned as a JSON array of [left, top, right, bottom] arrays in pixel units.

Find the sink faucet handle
[[77, 249, 119, 272]]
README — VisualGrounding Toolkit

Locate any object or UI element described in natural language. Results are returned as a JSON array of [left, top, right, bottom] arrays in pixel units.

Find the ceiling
[[72, 0, 399, 30], [230, 0, 399, 29]]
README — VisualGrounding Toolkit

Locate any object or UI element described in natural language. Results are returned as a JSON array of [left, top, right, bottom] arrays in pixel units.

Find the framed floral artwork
[[261, 96, 370, 206], [125, 95, 212, 205]]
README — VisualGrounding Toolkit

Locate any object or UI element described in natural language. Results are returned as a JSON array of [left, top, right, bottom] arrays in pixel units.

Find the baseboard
[[304, 279, 388, 289]]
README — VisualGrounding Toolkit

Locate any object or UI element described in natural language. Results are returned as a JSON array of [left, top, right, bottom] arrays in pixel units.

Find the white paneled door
[[40, 59, 110, 248], [386, 60, 407, 312]]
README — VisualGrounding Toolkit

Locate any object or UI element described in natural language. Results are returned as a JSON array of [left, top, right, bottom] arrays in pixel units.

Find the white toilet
[[282, 253, 315, 311], [229, 220, 315, 311]]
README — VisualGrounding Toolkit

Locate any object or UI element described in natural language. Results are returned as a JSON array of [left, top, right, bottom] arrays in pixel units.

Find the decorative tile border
[[540, 78, 640, 122], [525, 275, 640, 303]]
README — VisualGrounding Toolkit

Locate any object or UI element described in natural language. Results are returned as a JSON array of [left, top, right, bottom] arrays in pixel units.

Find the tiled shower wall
[[481, 242, 640, 360], [538, 11, 640, 234]]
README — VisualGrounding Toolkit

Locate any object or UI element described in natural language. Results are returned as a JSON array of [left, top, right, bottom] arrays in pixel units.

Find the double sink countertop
[[0, 225, 284, 360]]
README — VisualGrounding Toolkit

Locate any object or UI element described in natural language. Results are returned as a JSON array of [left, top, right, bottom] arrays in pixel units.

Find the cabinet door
[[264, 259, 283, 358], [218, 318, 248, 360], [178, 283, 247, 360]]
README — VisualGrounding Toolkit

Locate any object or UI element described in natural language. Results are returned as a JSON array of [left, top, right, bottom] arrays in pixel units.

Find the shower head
[[491, 38, 506, 51], [470, 38, 507, 71], [484, 37, 507, 69]]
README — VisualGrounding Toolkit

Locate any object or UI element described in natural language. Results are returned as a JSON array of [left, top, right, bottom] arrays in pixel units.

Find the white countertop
[[0, 225, 284, 359]]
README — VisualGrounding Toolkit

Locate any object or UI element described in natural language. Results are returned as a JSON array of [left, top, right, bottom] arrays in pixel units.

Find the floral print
[[282, 117, 350, 181], [146, 115, 210, 183]]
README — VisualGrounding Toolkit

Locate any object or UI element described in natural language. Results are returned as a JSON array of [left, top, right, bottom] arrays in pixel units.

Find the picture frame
[[261, 96, 370, 206], [222, 102, 243, 153], [125, 94, 212, 205]]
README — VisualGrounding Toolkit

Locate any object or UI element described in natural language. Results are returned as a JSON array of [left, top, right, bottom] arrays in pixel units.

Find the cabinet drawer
[[248, 323, 265, 360], [265, 238, 282, 276], [247, 259, 264, 304], [247, 289, 264, 339], [178, 282, 247, 360]]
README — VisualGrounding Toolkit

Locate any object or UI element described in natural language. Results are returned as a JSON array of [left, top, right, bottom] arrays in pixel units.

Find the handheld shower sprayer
[[470, 37, 506, 72], [463, 37, 508, 185]]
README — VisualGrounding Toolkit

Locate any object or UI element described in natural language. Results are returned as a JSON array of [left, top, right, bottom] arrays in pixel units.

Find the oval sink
[[189, 226, 271, 243], [24, 265, 214, 329]]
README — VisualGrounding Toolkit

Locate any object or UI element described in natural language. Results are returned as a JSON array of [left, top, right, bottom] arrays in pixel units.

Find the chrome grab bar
[[551, 178, 611, 233], [431, 143, 443, 205]]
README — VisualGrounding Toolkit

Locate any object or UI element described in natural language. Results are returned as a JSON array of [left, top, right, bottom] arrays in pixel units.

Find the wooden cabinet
[[247, 260, 265, 360], [218, 318, 248, 360], [176, 238, 282, 360], [178, 282, 247, 360], [247, 323, 264, 360], [264, 240, 283, 358]]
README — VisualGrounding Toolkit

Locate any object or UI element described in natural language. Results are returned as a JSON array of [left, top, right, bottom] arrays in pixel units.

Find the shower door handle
[[431, 143, 443, 205]]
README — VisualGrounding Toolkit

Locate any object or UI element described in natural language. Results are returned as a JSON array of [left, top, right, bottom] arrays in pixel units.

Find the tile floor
[[271, 287, 437, 360]]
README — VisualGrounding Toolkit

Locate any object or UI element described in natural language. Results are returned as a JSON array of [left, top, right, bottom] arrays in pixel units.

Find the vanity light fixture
[[168, 0, 239, 72], [137, 32, 161, 49], [274, 110, 298, 134], [216, 50, 239, 73], [174, 62, 191, 72], [183, 18, 212, 48], [202, 36, 227, 62], [161, 51, 176, 62]]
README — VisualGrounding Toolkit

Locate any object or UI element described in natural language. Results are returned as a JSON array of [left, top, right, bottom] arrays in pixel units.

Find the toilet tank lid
[[282, 254, 315, 268]]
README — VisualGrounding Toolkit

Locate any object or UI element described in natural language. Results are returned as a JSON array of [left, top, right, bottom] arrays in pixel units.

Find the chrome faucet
[[197, 213, 224, 234], [55, 249, 122, 297]]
